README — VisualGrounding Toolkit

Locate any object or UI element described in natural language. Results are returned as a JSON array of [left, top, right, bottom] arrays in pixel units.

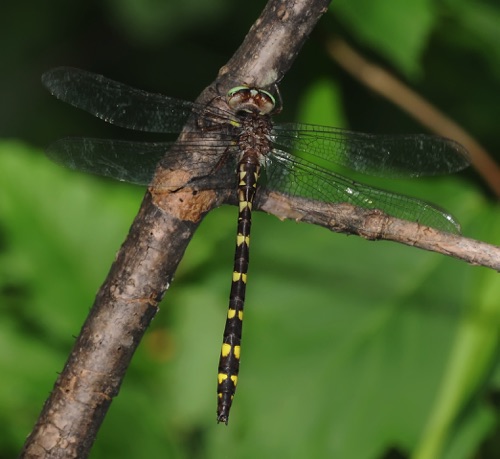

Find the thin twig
[[254, 191, 500, 271]]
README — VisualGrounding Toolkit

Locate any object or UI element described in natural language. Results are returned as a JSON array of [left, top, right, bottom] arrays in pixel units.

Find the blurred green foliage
[[1, 0, 500, 458]]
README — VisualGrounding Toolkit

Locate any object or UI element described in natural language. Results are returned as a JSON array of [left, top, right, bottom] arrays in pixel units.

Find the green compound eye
[[226, 86, 276, 115], [257, 88, 275, 105], [227, 86, 249, 97], [227, 86, 275, 103]]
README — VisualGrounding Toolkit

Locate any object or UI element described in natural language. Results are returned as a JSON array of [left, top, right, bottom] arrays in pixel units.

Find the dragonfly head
[[226, 86, 276, 115]]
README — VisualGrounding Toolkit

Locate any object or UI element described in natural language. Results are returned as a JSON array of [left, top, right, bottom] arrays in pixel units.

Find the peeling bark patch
[[151, 187, 217, 223], [150, 168, 191, 192], [150, 167, 218, 222]]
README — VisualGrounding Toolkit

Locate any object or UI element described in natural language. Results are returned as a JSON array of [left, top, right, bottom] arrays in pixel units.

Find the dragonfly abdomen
[[217, 155, 261, 424]]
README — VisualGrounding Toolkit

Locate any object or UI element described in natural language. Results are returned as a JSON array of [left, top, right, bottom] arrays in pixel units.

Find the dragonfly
[[42, 67, 469, 424]]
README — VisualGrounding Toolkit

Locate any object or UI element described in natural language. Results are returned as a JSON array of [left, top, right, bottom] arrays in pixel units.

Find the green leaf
[[297, 78, 347, 128], [443, 0, 500, 79], [413, 207, 500, 459], [333, 0, 436, 76], [105, 0, 229, 43]]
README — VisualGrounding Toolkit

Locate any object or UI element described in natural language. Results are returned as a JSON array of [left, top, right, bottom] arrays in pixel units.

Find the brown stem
[[255, 191, 500, 271]]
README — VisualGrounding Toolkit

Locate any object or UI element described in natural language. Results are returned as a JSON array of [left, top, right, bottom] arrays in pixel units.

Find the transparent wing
[[264, 149, 461, 233], [46, 138, 174, 184], [46, 137, 239, 190], [272, 123, 470, 178], [42, 67, 235, 133]]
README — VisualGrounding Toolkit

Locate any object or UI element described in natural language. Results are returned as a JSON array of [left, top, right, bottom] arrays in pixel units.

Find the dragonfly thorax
[[233, 111, 273, 166]]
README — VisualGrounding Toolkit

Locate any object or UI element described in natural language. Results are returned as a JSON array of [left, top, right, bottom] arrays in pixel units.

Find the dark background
[[1, 1, 499, 458]]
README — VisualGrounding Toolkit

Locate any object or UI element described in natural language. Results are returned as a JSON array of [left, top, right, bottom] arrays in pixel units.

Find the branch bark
[[254, 191, 500, 270], [20, 0, 331, 457]]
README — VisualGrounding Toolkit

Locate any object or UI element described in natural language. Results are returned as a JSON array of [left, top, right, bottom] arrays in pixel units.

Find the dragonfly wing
[[46, 138, 174, 185], [271, 123, 470, 178], [46, 137, 239, 190], [42, 67, 203, 133], [263, 149, 461, 233]]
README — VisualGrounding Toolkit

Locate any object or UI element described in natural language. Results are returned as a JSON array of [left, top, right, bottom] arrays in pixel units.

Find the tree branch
[[20, 0, 331, 457], [254, 191, 500, 270]]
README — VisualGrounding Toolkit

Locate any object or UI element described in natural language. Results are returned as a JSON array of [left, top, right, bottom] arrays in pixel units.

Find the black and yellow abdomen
[[216, 157, 261, 424]]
